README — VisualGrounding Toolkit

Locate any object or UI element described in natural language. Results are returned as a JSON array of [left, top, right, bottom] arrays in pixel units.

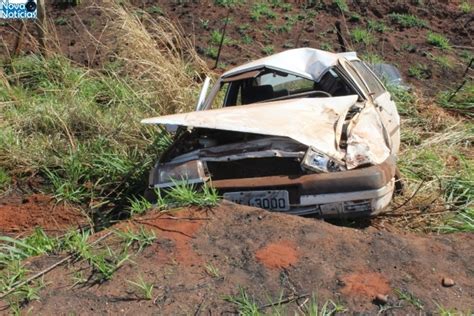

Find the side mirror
[[195, 77, 211, 111]]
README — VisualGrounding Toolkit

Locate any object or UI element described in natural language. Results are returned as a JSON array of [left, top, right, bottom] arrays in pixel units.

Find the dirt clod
[[255, 240, 298, 270], [341, 272, 390, 298], [442, 277, 455, 287]]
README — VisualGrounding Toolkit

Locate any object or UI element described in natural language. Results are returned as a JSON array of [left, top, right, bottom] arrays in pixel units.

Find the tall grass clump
[[102, 3, 209, 115], [0, 5, 209, 221]]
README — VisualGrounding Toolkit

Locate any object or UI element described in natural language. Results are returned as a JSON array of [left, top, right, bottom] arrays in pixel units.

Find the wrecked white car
[[142, 48, 401, 218]]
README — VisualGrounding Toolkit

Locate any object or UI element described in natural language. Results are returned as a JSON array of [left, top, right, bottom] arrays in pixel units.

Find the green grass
[[367, 20, 389, 33], [427, 32, 451, 50], [114, 226, 156, 252], [155, 181, 220, 209], [224, 287, 261, 315], [395, 289, 424, 310], [261, 45, 275, 55], [127, 275, 154, 300], [214, 0, 242, 8], [250, 3, 277, 21], [351, 27, 375, 45], [459, 1, 472, 13], [333, 0, 349, 12], [210, 29, 232, 46], [0, 167, 10, 191], [388, 13, 428, 28], [437, 82, 473, 117], [408, 63, 430, 80]]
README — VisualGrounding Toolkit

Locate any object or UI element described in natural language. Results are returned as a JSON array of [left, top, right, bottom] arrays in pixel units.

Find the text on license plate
[[223, 190, 290, 211]]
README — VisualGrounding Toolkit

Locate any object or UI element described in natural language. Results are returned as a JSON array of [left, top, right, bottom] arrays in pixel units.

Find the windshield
[[219, 68, 356, 107]]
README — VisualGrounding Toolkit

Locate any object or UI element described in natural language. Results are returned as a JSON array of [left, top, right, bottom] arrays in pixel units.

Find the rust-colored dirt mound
[[0, 194, 87, 234], [132, 211, 205, 266], [255, 240, 298, 269], [341, 272, 390, 298], [11, 202, 474, 314]]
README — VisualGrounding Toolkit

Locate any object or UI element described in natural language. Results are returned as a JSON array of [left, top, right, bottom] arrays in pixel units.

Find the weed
[[210, 29, 232, 46], [320, 43, 333, 52], [367, 20, 389, 33], [395, 288, 424, 310], [408, 63, 431, 80], [250, 3, 276, 21], [348, 13, 361, 22], [333, 0, 349, 12], [114, 226, 156, 251], [459, 1, 472, 13], [436, 302, 472, 315], [224, 287, 261, 315], [157, 180, 220, 208], [351, 27, 374, 45], [71, 271, 87, 287], [205, 46, 218, 59], [427, 32, 451, 50], [304, 296, 347, 316], [265, 23, 277, 33], [388, 13, 428, 28], [430, 55, 453, 70], [261, 45, 275, 55], [242, 35, 253, 45], [89, 246, 131, 281], [0, 168, 10, 191], [205, 263, 221, 278], [0, 228, 58, 265], [436, 82, 473, 118], [128, 196, 153, 215], [200, 18, 210, 30], [127, 275, 154, 300], [385, 83, 416, 116], [214, 0, 241, 8], [361, 53, 383, 64]]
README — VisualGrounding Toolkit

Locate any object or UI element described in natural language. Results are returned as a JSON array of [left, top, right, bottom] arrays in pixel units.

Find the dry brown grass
[[98, 1, 210, 115]]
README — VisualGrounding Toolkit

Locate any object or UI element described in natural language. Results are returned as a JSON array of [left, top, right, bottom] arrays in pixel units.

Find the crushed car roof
[[222, 48, 358, 81]]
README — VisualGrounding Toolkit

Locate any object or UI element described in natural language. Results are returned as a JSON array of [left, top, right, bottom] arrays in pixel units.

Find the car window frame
[[350, 60, 386, 98]]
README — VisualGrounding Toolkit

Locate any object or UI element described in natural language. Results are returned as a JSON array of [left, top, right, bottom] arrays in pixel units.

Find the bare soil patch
[[341, 272, 390, 299], [11, 202, 473, 314], [0, 193, 88, 235], [255, 240, 299, 270]]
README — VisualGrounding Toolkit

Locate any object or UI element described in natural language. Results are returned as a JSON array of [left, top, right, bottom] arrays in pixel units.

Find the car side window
[[350, 61, 385, 97]]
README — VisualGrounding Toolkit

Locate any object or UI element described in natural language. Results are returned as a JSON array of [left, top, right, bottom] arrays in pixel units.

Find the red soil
[[0, 194, 87, 234], [341, 272, 391, 298], [255, 240, 299, 269], [133, 209, 205, 266]]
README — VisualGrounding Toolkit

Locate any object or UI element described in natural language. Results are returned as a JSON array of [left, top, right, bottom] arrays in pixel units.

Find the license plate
[[223, 190, 290, 211]]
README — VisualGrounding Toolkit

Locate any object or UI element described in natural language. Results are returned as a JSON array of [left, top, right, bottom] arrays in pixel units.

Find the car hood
[[142, 95, 358, 162]]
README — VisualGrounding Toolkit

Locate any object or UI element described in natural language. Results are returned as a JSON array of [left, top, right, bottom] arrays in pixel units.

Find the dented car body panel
[[142, 48, 401, 218]]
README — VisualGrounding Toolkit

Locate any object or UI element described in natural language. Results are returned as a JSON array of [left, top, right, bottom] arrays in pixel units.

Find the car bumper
[[212, 156, 396, 218]]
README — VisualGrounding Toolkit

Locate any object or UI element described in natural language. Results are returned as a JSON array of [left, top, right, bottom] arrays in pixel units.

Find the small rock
[[374, 293, 389, 305], [257, 215, 263, 220], [442, 277, 455, 287]]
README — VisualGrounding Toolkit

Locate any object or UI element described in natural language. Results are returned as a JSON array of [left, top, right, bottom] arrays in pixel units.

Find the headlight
[[301, 147, 345, 173], [153, 160, 208, 188]]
